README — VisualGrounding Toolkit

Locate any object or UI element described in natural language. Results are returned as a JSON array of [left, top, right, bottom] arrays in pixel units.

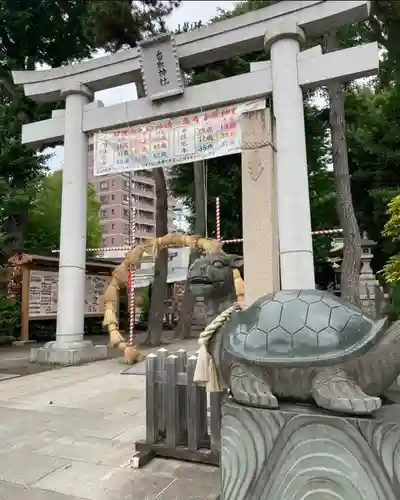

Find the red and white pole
[[128, 207, 137, 346], [216, 197, 221, 242]]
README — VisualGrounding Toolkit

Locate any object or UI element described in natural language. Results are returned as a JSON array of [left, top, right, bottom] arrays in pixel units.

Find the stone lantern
[[359, 232, 381, 317]]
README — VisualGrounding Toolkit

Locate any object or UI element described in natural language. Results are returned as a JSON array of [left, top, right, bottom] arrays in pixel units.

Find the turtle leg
[[311, 366, 381, 415], [230, 362, 278, 408]]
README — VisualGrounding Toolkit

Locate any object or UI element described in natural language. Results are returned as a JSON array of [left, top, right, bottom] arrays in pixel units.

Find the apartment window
[[124, 237, 130, 245], [138, 224, 153, 234], [102, 237, 107, 246], [111, 208, 115, 216], [123, 208, 129, 217], [111, 180, 116, 187], [111, 223, 115, 230], [100, 181, 108, 191], [111, 237, 115, 245], [101, 209, 107, 218], [88, 143, 94, 152], [100, 195, 109, 204], [123, 194, 129, 203], [111, 194, 115, 201], [124, 223, 129, 234], [123, 180, 129, 190]]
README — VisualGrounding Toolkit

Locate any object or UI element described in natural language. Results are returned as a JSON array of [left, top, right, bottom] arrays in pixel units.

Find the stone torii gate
[[13, 0, 378, 364]]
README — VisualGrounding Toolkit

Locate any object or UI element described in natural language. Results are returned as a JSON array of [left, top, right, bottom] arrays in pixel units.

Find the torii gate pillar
[[265, 23, 315, 290], [31, 84, 108, 364]]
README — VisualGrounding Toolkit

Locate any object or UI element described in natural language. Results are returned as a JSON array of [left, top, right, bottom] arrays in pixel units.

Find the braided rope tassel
[[193, 302, 244, 392]]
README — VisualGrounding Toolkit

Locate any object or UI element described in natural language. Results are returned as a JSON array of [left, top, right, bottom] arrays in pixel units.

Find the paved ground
[[0, 331, 190, 378], [0, 339, 220, 500]]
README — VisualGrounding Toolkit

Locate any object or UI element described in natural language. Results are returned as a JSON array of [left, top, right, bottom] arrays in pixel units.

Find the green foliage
[[84, 0, 181, 51], [387, 283, 400, 321], [0, 295, 20, 341], [379, 196, 400, 283], [0, 104, 48, 253], [346, 85, 400, 271], [24, 171, 102, 254], [29, 316, 104, 343]]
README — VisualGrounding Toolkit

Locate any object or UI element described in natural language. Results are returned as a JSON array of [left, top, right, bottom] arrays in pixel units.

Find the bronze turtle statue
[[188, 252, 400, 415]]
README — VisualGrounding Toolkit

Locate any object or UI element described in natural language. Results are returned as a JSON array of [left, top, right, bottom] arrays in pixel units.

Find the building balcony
[[132, 174, 154, 186], [132, 186, 155, 198], [137, 216, 156, 226], [132, 200, 155, 212]]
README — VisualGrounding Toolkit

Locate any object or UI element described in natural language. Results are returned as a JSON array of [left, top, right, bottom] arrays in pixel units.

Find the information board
[[28, 270, 109, 318], [93, 99, 265, 176]]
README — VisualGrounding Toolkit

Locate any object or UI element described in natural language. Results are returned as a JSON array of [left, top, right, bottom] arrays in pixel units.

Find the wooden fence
[[133, 348, 222, 468]]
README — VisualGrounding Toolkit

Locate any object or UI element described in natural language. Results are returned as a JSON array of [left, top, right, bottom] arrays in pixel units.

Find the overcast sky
[[46, 1, 236, 171]]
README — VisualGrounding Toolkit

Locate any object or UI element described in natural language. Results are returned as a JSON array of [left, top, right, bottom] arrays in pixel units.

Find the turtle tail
[[351, 321, 400, 395]]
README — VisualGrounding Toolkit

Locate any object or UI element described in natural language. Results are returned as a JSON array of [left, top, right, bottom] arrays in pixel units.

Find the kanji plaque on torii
[[138, 33, 184, 102]]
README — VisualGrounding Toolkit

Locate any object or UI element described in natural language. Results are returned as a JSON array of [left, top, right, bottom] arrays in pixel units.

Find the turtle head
[[188, 252, 243, 300]]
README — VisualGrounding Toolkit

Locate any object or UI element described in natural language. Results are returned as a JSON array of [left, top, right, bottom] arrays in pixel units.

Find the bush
[[387, 284, 400, 322], [29, 316, 105, 343], [0, 295, 20, 341]]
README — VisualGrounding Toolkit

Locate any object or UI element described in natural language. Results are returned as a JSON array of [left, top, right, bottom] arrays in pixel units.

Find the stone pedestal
[[29, 340, 107, 365], [221, 397, 400, 500]]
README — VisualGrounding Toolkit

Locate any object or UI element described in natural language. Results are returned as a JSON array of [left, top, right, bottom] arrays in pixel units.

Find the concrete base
[[29, 340, 108, 365], [221, 397, 400, 500], [12, 340, 37, 347]]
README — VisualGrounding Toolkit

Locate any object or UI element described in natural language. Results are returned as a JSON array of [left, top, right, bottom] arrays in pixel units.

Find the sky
[[46, 1, 236, 171]]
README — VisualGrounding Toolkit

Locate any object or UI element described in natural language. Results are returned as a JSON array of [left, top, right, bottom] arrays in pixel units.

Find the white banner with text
[[93, 99, 265, 176]]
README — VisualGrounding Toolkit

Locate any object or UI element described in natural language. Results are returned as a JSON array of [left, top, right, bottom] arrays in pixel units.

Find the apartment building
[[88, 145, 178, 248]]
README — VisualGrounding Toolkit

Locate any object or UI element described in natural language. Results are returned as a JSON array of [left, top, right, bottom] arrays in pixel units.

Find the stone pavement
[[0, 340, 220, 500]]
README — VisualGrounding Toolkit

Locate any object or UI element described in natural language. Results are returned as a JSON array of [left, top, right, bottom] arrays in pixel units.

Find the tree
[[84, 0, 180, 52], [0, 103, 47, 257], [0, 0, 180, 257], [0, 0, 96, 256], [323, 30, 362, 305], [24, 171, 102, 254], [345, 85, 400, 273], [146, 168, 168, 346]]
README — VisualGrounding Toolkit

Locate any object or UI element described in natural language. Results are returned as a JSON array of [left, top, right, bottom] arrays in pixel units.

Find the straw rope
[[193, 301, 244, 392], [103, 234, 224, 363]]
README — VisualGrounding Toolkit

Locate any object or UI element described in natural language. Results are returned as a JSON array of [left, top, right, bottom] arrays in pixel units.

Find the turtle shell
[[223, 290, 388, 367]]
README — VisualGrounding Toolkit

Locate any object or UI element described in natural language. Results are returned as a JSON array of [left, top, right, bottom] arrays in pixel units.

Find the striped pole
[[129, 207, 137, 346], [51, 246, 131, 254], [216, 197, 221, 241], [311, 229, 344, 236]]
